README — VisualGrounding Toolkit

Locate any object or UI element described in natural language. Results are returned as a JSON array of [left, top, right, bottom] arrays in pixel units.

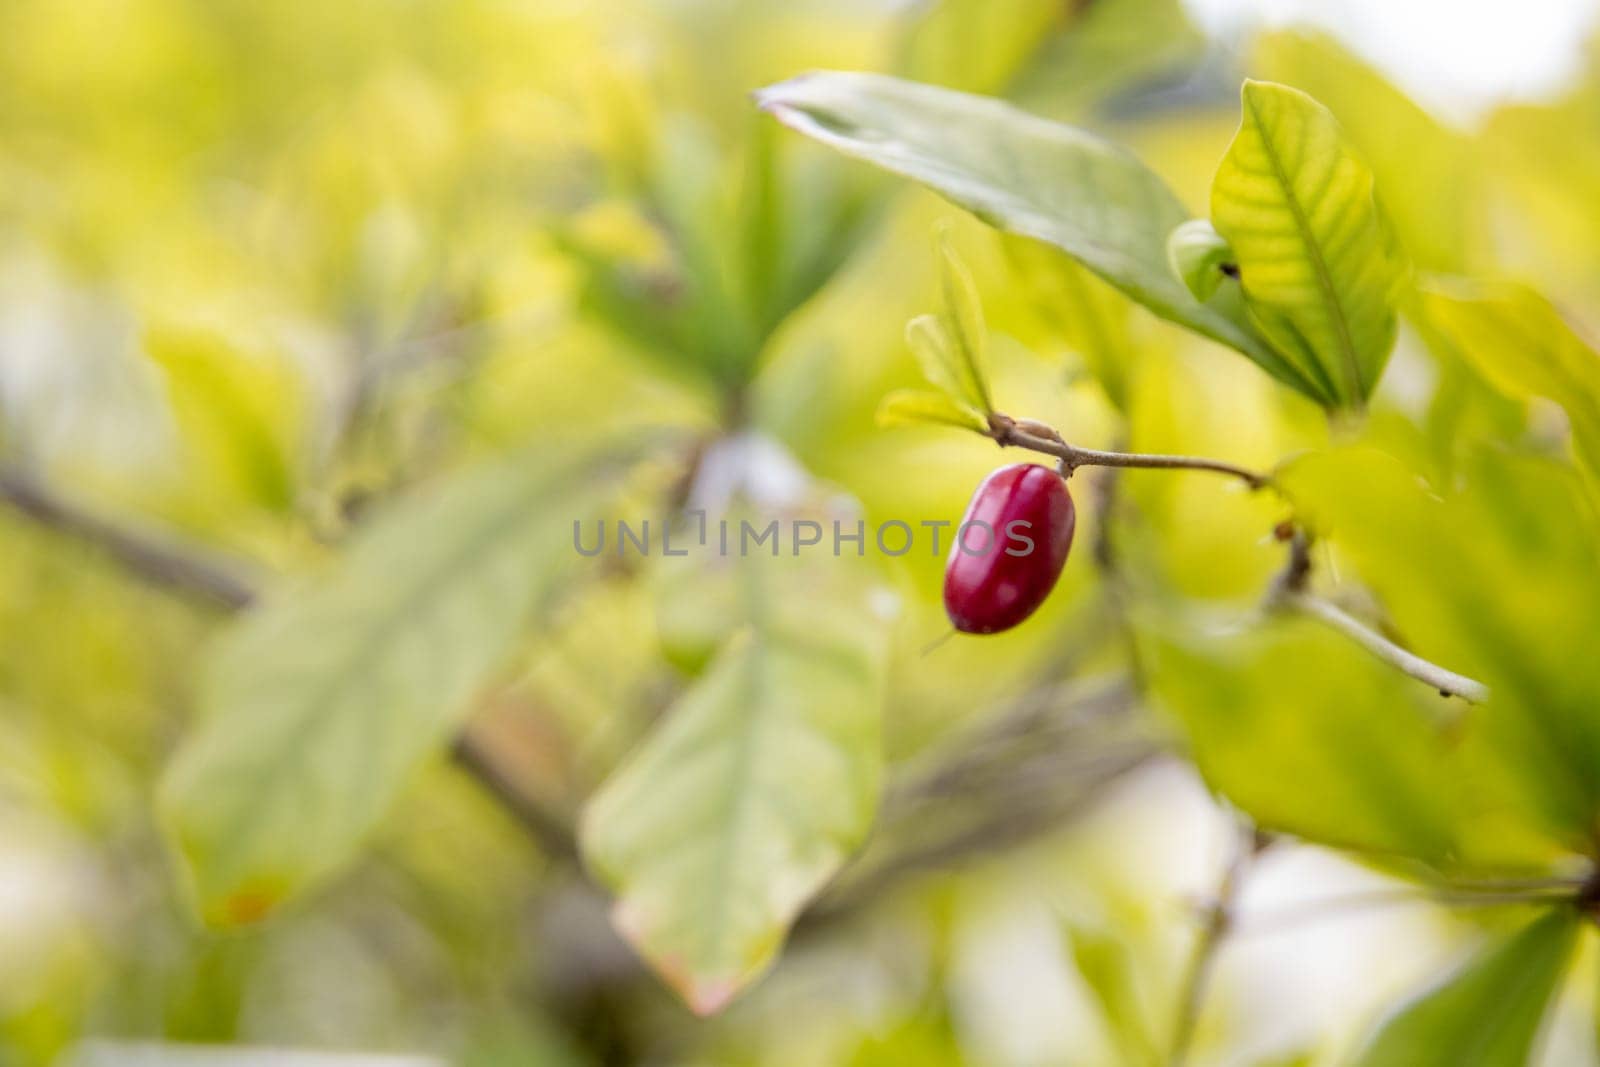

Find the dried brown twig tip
[[1012, 417, 1063, 443]]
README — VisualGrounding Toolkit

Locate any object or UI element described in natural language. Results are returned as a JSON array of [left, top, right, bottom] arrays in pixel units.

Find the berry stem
[[986, 413, 1270, 489]]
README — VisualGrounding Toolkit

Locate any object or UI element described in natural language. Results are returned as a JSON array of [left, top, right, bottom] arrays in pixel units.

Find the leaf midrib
[[697, 551, 776, 978], [1244, 87, 1365, 403]]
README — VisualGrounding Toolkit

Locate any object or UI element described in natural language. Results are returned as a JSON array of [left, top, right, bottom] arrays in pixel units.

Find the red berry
[[943, 463, 1075, 634]]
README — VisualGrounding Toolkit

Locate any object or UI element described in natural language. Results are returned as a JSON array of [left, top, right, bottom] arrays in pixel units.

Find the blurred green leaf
[[652, 544, 742, 677], [565, 117, 878, 394], [1066, 924, 1159, 1067], [845, 1016, 965, 1067], [905, 317, 976, 412], [1147, 614, 1555, 870], [895, 0, 1066, 95], [1150, 618, 1451, 862], [582, 551, 889, 1015], [737, 118, 785, 339], [1009, 0, 1205, 116], [898, 234, 995, 421], [1482, 82, 1600, 285], [876, 390, 988, 432], [756, 72, 1302, 388], [158, 439, 653, 925], [1280, 447, 1600, 852], [145, 328, 303, 515], [1254, 33, 1479, 274], [933, 233, 993, 413], [1003, 235, 1133, 409], [732, 118, 884, 350], [1419, 278, 1600, 489], [1351, 909, 1577, 1067], [1211, 81, 1406, 409]]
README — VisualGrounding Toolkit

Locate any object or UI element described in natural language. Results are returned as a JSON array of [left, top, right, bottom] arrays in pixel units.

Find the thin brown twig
[[986, 413, 1271, 490], [449, 729, 579, 861], [0, 466, 259, 610], [0, 464, 576, 855], [806, 742, 1160, 930], [1169, 821, 1268, 1067]]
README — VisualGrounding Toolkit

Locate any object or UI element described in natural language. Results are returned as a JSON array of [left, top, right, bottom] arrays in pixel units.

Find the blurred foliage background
[[5, 0, 1600, 1064]]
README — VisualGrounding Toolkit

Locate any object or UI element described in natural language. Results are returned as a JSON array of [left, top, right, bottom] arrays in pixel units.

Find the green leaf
[[898, 233, 995, 418], [905, 317, 967, 406], [876, 389, 988, 432], [1279, 446, 1600, 853], [1418, 279, 1600, 487], [755, 72, 1301, 390], [1003, 235, 1134, 410], [896, 0, 1068, 96], [1166, 219, 1236, 303], [145, 327, 303, 514], [736, 116, 785, 338], [158, 440, 650, 925], [1146, 607, 1560, 871], [735, 116, 885, 346], [1211, 80, 1407, 408], [1008, 0, 1205, 115], [1254, 32, 1481, 274], [582, 551, 890, 1015], [1148, 616, 1471, 864], [1352, 909, 1578, 1067], [934, 233, 994, 413], [1066, 924, 1159, 1067]]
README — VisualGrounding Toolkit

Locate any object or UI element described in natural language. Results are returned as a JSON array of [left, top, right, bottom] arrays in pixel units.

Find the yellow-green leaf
[[158, 439, 649, 925], [1352, 909, 1578, 1067], [1065, 924, 1160, 1066], [905, 316, 969, 407], [1211, 80, 1406, 408], [1004, 235, 1134, 411], [876, 389, 988, 432], [1254, 32, 1480, 274], [582, 551, 889, 1015], [1146, 616, 1488, 865], [933, 233, 993, 413], [1279, 446, 1600, 852], [1419, 278, 1600, 486], [145, 327, 303, 515]]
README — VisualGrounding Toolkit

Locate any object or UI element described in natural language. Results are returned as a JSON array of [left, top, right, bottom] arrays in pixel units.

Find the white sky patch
[[1183, 0, 1600, 123]]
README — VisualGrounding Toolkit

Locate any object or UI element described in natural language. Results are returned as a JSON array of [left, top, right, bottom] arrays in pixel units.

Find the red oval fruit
[[943, 463, 1075, 634]]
